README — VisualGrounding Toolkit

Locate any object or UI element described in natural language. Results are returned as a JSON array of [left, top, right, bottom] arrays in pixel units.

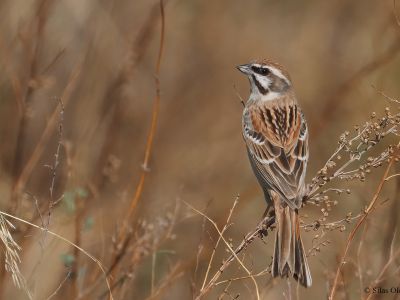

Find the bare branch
[[329, 147, 399, 300]]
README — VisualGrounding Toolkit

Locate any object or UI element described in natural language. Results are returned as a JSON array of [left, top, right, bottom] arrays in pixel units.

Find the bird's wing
[[242, 103, 308, 209]]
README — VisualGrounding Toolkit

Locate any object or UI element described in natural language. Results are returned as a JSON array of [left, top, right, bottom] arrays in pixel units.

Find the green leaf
[[75, 187, 88, 198], [83, 216, 94, 230], [63, 191, 76, 213], [60, 253, 75, 267]]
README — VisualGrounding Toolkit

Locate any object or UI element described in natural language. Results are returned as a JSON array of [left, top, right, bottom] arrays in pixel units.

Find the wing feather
[[243, 103, 308, 209]]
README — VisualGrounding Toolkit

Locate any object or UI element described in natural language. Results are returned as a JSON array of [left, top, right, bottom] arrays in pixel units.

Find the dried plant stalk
[[196, 99, 400, 299], [0, 215, 31, 299]]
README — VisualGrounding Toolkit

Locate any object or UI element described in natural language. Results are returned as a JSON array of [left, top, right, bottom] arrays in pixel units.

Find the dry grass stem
[[0, 211, 113, 300], [187, 200, 275, 300], [12, 61, 82, 199], [0, 2, 399, 299], [0, 215, 31, 299], [201, 195, 239, 290], [328, 148, 399, 300], [125, 0, 166, 221], [45, 271, 71, 300]]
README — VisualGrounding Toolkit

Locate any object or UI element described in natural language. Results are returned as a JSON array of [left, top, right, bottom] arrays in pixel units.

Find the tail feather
[[272, 204, 312, 287]]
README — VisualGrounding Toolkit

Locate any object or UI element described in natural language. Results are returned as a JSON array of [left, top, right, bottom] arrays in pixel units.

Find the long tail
[[272, 203, 312, 287]]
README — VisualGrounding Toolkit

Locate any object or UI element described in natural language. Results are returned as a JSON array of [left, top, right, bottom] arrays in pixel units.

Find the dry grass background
[[0, 0, 400, 299]]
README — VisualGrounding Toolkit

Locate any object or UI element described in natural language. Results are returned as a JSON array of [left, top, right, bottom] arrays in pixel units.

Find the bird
[[237, 59, 312, 287]]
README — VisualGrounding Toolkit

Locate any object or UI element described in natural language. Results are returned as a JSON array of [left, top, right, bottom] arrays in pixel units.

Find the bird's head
[[237, 60, 292, 101]]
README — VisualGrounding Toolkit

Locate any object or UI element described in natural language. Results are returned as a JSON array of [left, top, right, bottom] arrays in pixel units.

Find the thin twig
[[214, 267, 270, 286], [44, 98, 64, 235], [0, 210, 114, 300], [46, 270, 71, 300], [193, 200, 212, 294], [184, 201, 261, 300], [365, 231, 400, 300], [233, 84, 245, 107], [384, 173, 400, 181], [12, 60, 82, 197], [329, 149, 398, 300], [201, 196, 239, 290], [145, 262, 185, 300], [197, 213, 274, 299], [151, 252, 157, 295], [356, 222, 368, 295], [125, 0, 165, 219], [40, 48, 66, 75], [108, 0, 167, 289], [373, 85, 400, 105], [25, 192, 45, 228], [187, 201, 275, 300]]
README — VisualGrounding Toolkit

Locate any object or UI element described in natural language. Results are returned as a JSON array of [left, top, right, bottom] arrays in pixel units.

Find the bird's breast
[[248, 102, 300, 149]]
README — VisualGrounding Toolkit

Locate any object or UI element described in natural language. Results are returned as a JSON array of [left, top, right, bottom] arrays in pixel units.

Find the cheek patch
[[251, 74, 269, 95], [270, 77, 289, 93]]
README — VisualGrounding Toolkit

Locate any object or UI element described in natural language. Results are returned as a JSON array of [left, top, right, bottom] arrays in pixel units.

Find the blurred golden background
[[0, 0, 400, 299]]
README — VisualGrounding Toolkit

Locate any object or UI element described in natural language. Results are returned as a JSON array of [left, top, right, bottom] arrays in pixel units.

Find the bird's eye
[[251, 66, 270, 76]]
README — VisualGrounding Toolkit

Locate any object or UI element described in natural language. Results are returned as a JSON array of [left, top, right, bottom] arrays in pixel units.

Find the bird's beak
[[236, 64, 252, 75]]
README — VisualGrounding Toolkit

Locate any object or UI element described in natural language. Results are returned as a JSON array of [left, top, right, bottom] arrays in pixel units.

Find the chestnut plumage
[[238, 59, 312, 287]]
